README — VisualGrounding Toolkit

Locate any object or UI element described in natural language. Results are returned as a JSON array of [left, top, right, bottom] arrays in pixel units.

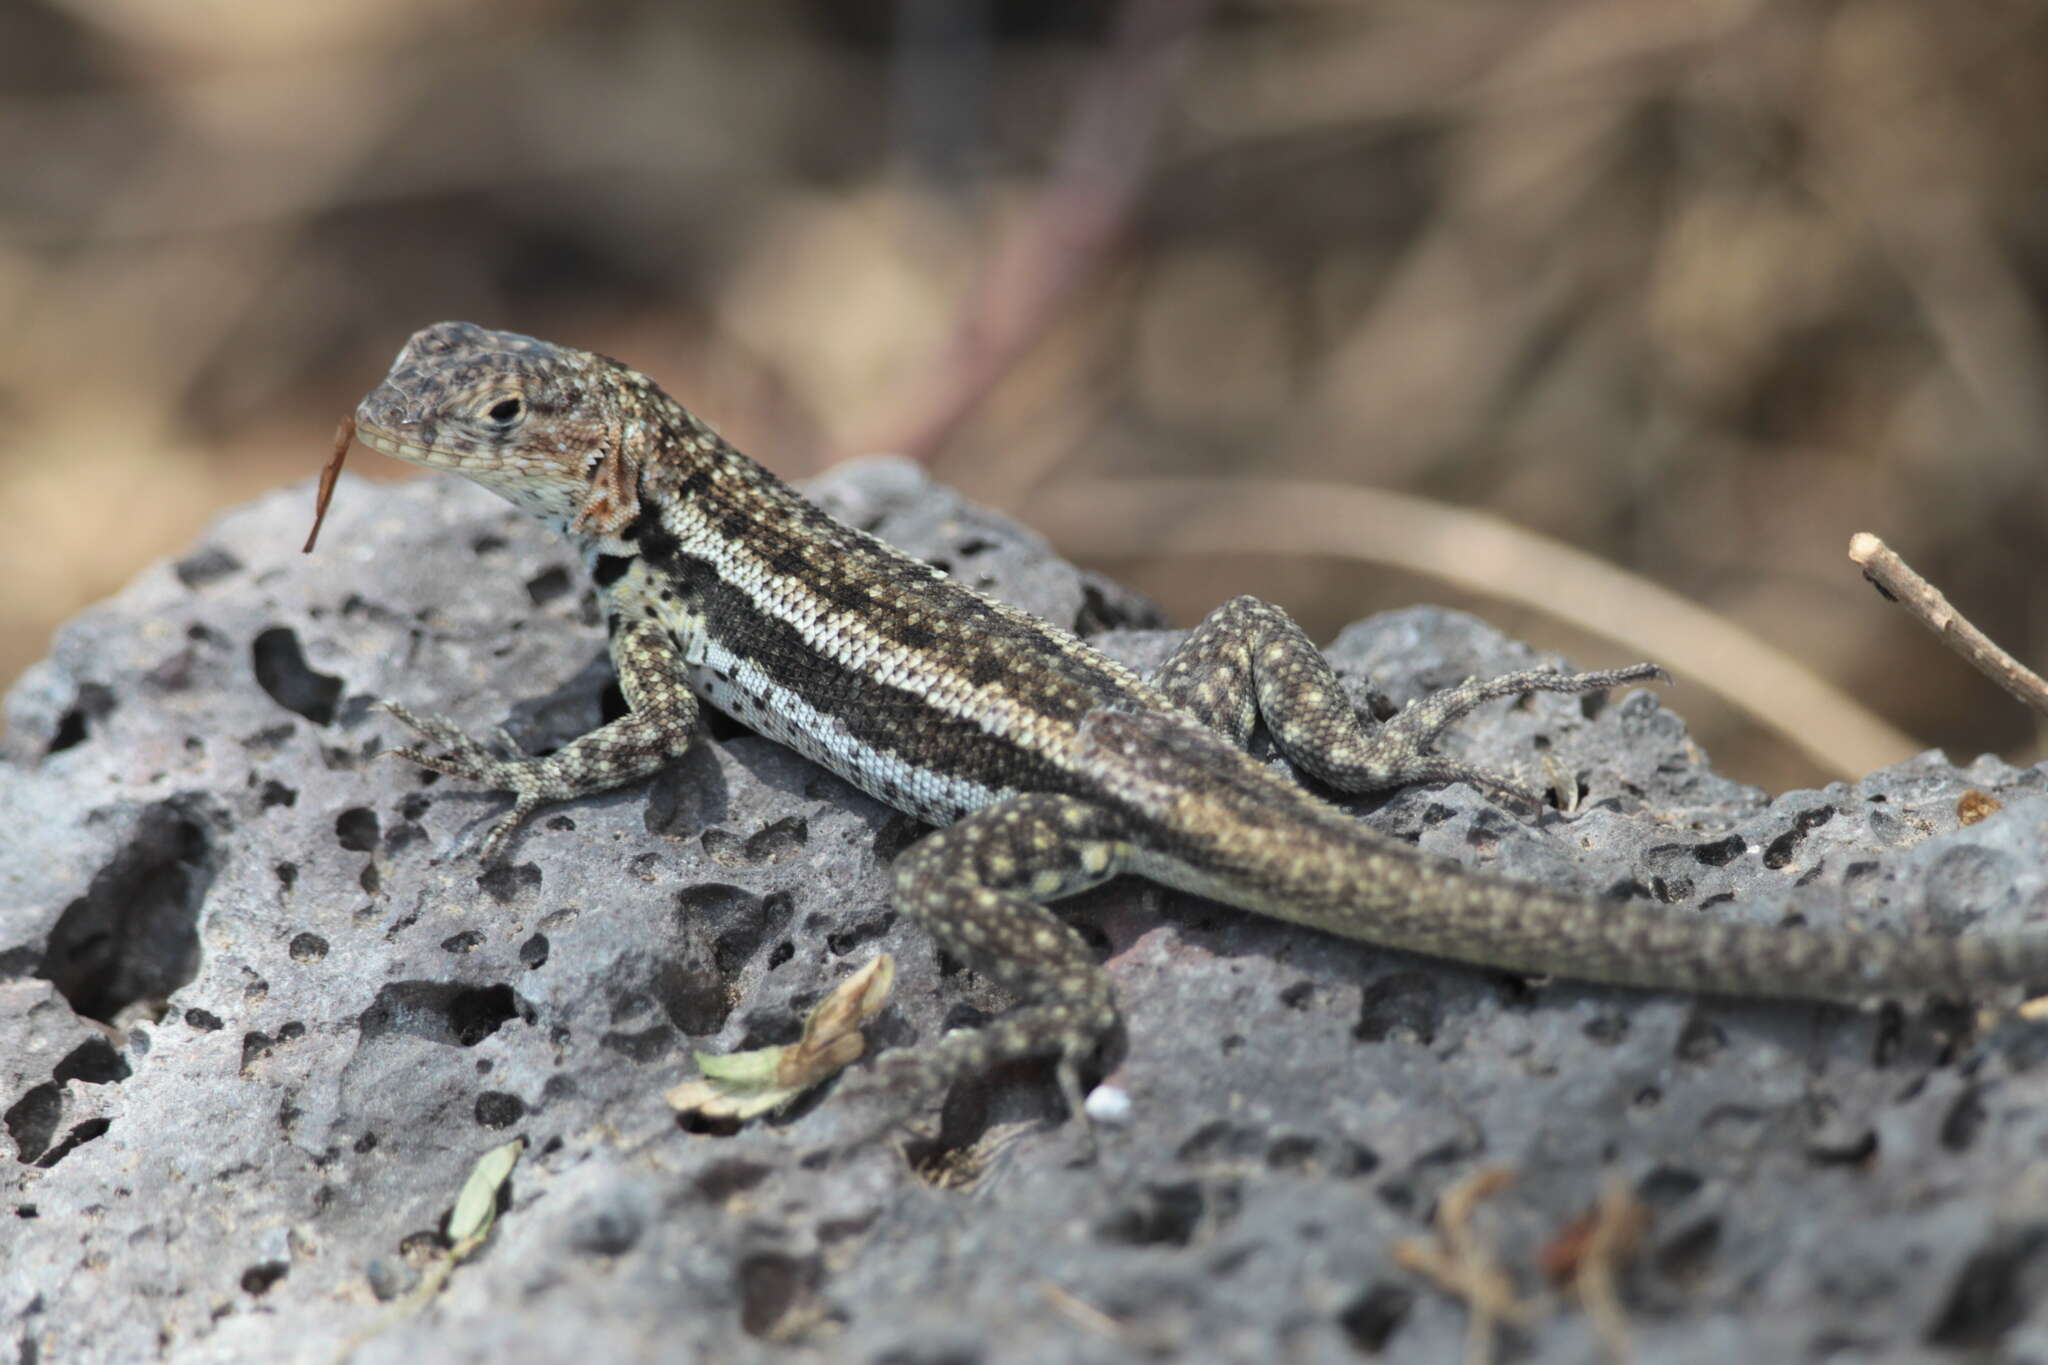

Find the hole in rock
[[358, 982, 528, 1048], [39, 799, 214, 1023], [252, 627, 343, 725], [47, 683, 116, 755]]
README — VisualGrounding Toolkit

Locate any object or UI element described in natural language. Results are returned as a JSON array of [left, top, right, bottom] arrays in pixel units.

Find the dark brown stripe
[[684, 553, 1085, 800], [720, 527, 1137, 727]]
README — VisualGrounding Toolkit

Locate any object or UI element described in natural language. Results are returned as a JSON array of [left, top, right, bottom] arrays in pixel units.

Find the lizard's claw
[[378, 701, 497, 776], [1370, 663, 1666, 762], [1348, 662, 1665, 808], [377, 700, 544, 862], [379, 701, 523, 783]]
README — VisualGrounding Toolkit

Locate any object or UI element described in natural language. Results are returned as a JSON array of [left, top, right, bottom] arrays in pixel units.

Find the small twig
[[1037, 1279, 1126, 1342], [1540, 1176, 1648, 1364], [855, 0, 1214, 466], [1849, 532, 2048, 720], [1576, 1177, 1646, 1364], [1393, 1167, 1540, 1365]]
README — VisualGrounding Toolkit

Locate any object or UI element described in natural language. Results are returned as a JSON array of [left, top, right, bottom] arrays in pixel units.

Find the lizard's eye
[[485, 396, 524, 424]]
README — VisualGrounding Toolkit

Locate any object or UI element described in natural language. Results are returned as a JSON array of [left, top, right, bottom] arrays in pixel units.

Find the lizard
[[341, 320, 2048, 1118]]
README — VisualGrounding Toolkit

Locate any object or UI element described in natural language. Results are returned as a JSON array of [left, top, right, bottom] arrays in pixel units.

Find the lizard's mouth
[[351, 412, 473, 474], [350, 421, 429, 463], [351, 400, 589, 529]]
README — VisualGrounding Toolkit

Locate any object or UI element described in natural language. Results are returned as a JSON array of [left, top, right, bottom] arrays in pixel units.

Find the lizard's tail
[[1330, 847, 2046, 1001], [1086, 711, 2048, 1002], [1161, 814, 2048, 1001]]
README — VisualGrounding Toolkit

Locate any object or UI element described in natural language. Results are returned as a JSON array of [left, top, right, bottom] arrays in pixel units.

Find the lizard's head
[[354, 321, 662, 538]]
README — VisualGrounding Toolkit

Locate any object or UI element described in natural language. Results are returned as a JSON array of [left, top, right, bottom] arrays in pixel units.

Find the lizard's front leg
[[383, 619, 698, 861], [885, 794, 1134, 1118], [1152, 595, 1663, 802]]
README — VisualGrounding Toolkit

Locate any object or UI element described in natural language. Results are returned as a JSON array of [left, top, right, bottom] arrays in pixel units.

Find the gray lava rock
[[5, 456, 2048, 1363]]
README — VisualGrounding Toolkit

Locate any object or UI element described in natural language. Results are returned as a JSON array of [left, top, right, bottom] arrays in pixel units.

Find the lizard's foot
[[826, 1038, 1102, 1162], [882, 794, 1129, 1142], [1147, 594, 1665, 803], [1357, 663, 1668, 805], [377, 701, 550, 861], [860, 1034, 1099, 1125]]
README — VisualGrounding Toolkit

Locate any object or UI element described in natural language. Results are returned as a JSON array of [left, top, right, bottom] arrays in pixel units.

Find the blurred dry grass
[[4, 0, 2047, 791]]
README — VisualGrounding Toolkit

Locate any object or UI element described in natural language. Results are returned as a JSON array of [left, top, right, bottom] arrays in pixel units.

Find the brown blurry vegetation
[[4, 0, 2047, 790]]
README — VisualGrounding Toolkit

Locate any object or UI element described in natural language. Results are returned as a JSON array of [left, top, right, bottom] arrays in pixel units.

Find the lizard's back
[[623, 445, 1172, 825]]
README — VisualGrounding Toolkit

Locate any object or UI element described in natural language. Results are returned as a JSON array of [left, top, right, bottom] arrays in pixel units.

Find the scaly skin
[[349, 321, 2048, 1115]]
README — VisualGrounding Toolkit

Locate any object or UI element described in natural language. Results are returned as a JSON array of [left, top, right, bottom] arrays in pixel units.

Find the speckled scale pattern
[[380, 619, 697, 862], [887, 794, 1130, 1111], [353, 321, 2048, 1115], [1159, 594, 1665, 800]]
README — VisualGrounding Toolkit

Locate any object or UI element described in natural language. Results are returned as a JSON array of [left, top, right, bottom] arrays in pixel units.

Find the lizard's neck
[[633, 434, 846, 564]]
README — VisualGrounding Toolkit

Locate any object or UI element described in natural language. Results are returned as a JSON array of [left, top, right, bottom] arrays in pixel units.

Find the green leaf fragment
[[449, 1137, 525, 1248], [667, 954, 895, 1121], [331, 1137, 529, 1364]]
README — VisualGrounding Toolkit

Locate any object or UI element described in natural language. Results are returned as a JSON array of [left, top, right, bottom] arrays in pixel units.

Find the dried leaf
[[449, 1137, 524, 1248], [1540, 1176, 1647, 1364], [1957, 790, 2002, 826], [667, 955, 895, 1120], [303, 415, 353, 553]]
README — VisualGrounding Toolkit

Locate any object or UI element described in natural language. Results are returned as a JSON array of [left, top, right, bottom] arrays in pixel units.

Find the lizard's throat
[[353, 421, 596, 530]]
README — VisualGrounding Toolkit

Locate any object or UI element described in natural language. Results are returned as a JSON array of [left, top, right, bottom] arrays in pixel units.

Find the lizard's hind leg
[[885, 794, 1134, 1120], [1149, 595, 1663, 804]]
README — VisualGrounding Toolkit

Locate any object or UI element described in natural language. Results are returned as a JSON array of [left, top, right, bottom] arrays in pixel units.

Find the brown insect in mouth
[[303, 415, 354, 553]]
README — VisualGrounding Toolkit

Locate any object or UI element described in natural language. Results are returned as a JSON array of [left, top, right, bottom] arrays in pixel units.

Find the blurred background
[[4, 0, 2046, 791]]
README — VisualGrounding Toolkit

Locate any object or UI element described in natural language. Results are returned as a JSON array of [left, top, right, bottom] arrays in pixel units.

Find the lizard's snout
[[355, 380, 424, 432]]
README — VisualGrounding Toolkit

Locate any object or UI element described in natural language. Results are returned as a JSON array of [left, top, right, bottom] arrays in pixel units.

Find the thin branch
[[854, 0, 1214, 465], [1566, 1177, 1647, 1364], [1849, 532, 2048, 719], [1028, 476, 1920, 779], [1393, 1167, 1540, 1365]]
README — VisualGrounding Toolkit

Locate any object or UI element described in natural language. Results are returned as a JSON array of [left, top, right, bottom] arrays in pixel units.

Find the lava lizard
[[340, 321, 2048, 1115]]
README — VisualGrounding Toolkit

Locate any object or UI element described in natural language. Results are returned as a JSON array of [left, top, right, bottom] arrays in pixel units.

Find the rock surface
[[6, 457, 2048, 1364]]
